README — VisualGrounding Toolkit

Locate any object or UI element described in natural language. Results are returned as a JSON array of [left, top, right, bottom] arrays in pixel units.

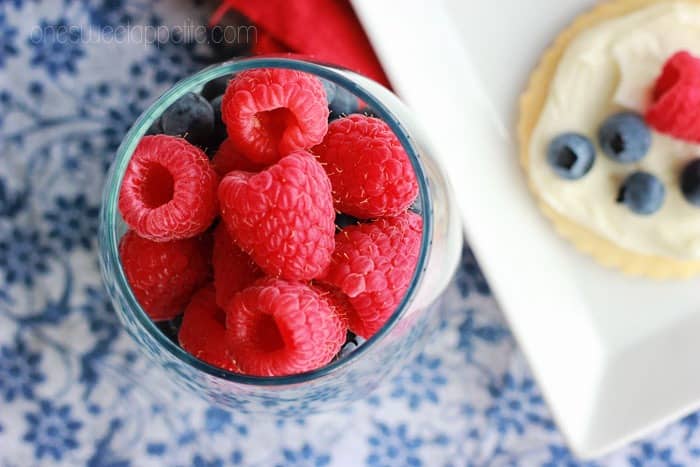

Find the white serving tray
[[353, 0, 700, 458]]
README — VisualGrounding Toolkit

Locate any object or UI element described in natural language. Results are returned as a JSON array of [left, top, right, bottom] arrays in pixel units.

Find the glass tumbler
[[98, 57, 463, 415]]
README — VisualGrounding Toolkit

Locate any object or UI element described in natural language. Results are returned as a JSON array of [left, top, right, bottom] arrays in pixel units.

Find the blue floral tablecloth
[[3, 1, 700, 466]]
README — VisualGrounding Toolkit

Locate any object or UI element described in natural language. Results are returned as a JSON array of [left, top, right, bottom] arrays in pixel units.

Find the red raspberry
[[212, 223, 262, 309], [646, 51, 700, 142], [314, 114, 419, 219], [312, 284, 351, 328], [221, 68, 329, 164], [225, 278, 346, 376], [211, 138, 267, 176], [218, 151, 335, 281], [119, 231, 210, 321], [118, 135, 219, 241], [179, 284, 238, 371], [320, 211, 423, 339]]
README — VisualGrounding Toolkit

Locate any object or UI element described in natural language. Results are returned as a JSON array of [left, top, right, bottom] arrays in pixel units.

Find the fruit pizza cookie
[[519, 0, 700, 278]]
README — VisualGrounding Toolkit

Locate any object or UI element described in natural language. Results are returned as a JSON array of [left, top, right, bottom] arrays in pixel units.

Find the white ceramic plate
[[353, 0, 700, 459]]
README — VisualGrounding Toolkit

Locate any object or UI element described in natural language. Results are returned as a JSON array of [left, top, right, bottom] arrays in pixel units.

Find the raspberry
[[314, 114, 419, 219], [646, 51, 700, 142], [119, 231, 210, 321], [211, 138, 266, 176], [225, 278, 346, 376], [179, 284, 238, 371], [312, 284, 351, 328], [212, 223, 262, 309], [118, 135, 219, 241], [221, 68, 329, 164], [320, 211, 423, 339], [218, 151, 335, 281]]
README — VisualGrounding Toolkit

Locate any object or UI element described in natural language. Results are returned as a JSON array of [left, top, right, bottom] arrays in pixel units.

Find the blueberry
[[335, 331, 366, 360], [321, 79, 337, 103], [201, 75, 233, 101], [681, 159, 700, 206], [156, 315, 182, 343], [598, 112, 651, 163], [335, 213, 360, 230], [546, 133, 595, 180], [209, 94, 227, 151], [145, 118, 162, 135], [329, 86, 359, 119], [161, 92, 214, 147], [617, 171, 665, 215]]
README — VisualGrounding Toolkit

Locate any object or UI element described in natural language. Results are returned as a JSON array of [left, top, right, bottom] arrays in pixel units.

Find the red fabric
[[213, 0, 389, 87], [251, 27, 290, 55]]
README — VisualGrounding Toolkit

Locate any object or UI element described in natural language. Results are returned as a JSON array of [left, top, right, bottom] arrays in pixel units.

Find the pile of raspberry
[[118, 68, 421, 377]]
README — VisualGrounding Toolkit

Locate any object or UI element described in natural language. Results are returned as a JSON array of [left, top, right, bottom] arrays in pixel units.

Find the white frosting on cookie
[[529, 1, 700, 259]]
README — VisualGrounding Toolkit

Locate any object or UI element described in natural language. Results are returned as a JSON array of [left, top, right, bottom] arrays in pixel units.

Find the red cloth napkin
[[211, 0, 390, 87], [250, 27, 290, 56]]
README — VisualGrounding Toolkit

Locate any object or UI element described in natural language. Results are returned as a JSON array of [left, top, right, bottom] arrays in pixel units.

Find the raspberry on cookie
[[646, 51, 700, 143]]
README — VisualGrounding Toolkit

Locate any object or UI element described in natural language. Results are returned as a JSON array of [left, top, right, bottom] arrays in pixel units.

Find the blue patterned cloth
[[3, 1, 700, 466]]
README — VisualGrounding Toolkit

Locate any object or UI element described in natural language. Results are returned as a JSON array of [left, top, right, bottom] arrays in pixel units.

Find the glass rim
[[99, 56, 434, 386]]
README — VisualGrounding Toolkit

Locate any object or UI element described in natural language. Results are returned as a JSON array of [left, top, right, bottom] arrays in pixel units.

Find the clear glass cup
[[98, 57, 463, 415]]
